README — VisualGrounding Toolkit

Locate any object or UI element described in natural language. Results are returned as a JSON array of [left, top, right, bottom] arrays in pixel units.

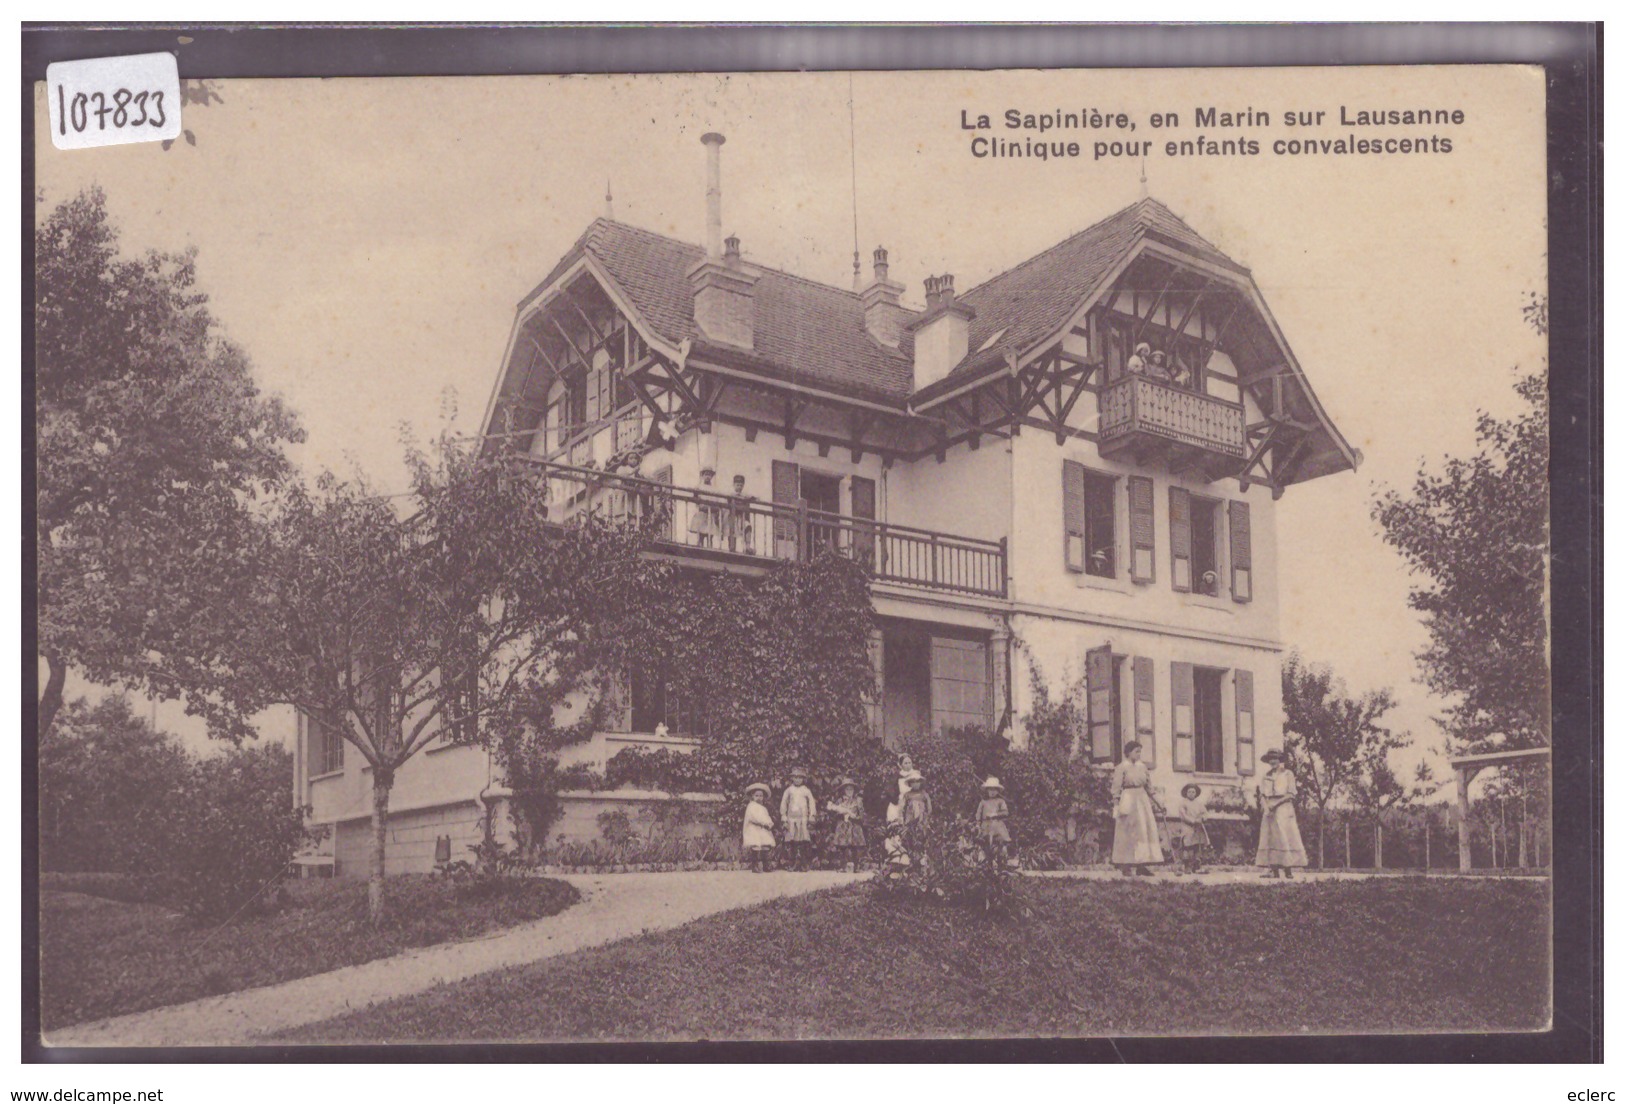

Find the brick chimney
[[860, 246, 908, 348], [686, 132, 758, 349], [907, 272, 974, 390]]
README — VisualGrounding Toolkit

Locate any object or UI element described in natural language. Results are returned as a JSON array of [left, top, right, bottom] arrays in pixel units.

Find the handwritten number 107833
[[56, 86, 167, 134]]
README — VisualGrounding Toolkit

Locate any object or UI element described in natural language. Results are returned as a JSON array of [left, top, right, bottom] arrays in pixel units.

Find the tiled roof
[[519, 198, 1245, 409], [524, 219, 919, 408], [917, 198, 1245, 400]]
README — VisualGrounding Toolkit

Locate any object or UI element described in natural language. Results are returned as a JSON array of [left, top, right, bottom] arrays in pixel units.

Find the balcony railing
[[521, 458, 1008, 599], [1098, 375, 1247, 462]]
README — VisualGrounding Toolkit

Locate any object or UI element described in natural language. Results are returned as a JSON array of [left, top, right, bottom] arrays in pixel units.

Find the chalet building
[[294, 133, 1360, 874]]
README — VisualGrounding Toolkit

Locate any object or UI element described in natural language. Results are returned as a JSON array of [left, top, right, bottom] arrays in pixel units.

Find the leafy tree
[[1281, 651, 1403, 868], [203, 434, 661, 923], [1349, 749, 1439, 869], [39, 694, 194, 873], [35, 188, 303, 736], [1372, 311, 1548, 751]]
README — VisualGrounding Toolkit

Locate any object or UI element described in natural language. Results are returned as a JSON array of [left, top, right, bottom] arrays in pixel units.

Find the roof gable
[[521, 219, 918, 407]]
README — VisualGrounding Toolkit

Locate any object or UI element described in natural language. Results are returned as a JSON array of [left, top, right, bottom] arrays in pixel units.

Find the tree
[[1280, 651, 1402, 869], [204, 434, 661, 922], [1349, 750, 1439, 869], [1372, 309, 1548, 752], [39, 694, 194, 873], [35, 188, 303, 736], [151, 742, 309, 922]]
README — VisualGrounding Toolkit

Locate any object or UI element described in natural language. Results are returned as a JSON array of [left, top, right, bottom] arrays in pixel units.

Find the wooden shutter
[[1134, 656, 1156, 767], [1086, 646, 1115, 763], [1128, 476, 1156, 583], [850, 475, 877, 568], [1229, 500, 1252, 602], [1169, 485, 1192, 592], [1063, 460, 1087, 573], [1171, 661, 1194, 771], [772, 460, 800, 557], [1235, 669, 1256, 775]]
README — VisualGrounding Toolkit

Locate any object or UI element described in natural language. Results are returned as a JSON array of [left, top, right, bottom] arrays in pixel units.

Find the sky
[[34, 66, 1548, 786]]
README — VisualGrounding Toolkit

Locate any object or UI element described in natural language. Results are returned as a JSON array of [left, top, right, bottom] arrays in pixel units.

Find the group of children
[[740, 756, 1014, 874]]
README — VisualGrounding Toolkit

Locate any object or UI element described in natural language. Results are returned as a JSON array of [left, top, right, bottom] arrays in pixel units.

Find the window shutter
[[1128, 476, 1156, 582], [1086, 645, 1115, 763], [1063, 460, 1087, 572], [1235, 669, 1256, 775], [1229, 500, 1252, 603], [1171, 661, 1194, 771], [850, 475, 877, 568], [1134, 655, 1156, 767], [1169, 486, 1192, 592], [772, 460, 800, 557]]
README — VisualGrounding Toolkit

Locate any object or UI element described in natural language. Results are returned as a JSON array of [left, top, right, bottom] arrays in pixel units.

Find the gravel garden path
[[45, 869, 864, 1049]]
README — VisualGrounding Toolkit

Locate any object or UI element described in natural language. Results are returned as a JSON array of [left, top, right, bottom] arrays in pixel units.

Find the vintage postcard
[[33, 61, 1554, 1049]]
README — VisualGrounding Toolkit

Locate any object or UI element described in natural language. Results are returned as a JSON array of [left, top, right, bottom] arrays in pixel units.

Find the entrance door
[[802, 471, 843, 555]]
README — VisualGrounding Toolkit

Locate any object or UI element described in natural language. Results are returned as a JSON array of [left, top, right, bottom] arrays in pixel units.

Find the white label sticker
[[47, 52, 182, 150]]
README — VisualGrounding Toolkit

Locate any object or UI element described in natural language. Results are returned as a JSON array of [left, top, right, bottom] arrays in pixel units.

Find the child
[[828, 776, 866, 873], [1172, 782, 1211, 874], [901, 770, 931, 827], [779, 767, 817, 871], [976, 776, 1012, 863], [742, 783, 776, 873], [896, 754, 916, 805]]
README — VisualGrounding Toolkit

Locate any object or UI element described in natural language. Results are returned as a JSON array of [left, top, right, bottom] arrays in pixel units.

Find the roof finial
[[1139, 153, 1148, 200], [605, 179, 614, 220]]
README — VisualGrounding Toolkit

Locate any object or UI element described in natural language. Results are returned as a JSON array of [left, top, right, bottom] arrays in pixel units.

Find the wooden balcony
[[522, 458, 1008, 599], [1097, 375, 1247, 475]]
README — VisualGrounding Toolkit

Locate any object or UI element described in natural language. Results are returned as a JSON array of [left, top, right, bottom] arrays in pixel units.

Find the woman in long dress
[[1255, 749, 1309, 877], [1111, 741, 1164, 876]]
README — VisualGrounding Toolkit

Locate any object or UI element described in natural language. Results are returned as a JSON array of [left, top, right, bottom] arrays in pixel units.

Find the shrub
[[146, 744, 311, 922], [39, 695, 194, 874]]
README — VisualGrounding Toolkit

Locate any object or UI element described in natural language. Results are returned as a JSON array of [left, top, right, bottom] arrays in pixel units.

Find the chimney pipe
[[701, 132, 726, 259], [873, 246, 890, 285]]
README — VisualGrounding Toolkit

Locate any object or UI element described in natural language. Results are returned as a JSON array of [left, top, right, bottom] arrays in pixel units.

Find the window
[[311, 717, 344, 776], [1193, 667, 1225, 773], [930, 635, 991, 733], [1083, 471, 1117, 578], [1190, 496, 1222, 596], [1064, 461, 1117, 577], [440, 670, 478, 748], [631, 664, 707, 737]]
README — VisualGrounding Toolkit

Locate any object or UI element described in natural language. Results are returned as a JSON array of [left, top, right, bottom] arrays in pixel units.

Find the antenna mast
[[849, 73, 861, 290]]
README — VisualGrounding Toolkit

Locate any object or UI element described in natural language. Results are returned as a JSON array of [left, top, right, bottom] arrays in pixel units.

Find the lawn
[[278, 876, 1549, 1042], [39, 873, 579, 1030]]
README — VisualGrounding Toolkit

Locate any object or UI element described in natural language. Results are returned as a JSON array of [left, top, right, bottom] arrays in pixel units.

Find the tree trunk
[[368, 767, 395, 925], [1424, 817, 1431, 870], [38, 652, 68, 736], [1317, 808, 1327, 869], [1374, 820, 1383, 870], [1344, 820, 1351, 869]]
